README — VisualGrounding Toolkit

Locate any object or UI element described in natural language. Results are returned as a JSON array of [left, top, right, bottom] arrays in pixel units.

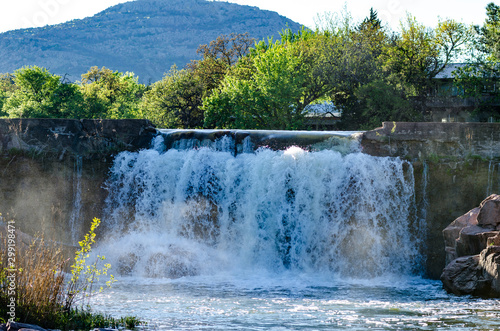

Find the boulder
[[440, 255, 488, 296], [479, 245, 500, 296], [441, 194, 500, 297], [442, 207, 479, 264], [455, 225, 498, 258], [477, 194, 500, 229]]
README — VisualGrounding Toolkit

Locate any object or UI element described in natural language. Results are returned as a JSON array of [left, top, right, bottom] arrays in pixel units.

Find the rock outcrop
[[441, 194, 500, 297], [0, 118, 156, 160], [0, 119, 157, 244]]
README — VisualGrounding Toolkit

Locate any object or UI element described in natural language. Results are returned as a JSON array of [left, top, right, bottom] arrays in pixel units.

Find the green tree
[[204, 36, 309, 129], [141, 66, 204, 128], [4, 66, 83, 118], [355, 80, 416, 129], [452, 3, 500, 121], [315, 10, 391, 129], [477, 2, 500, 61], [385, 15, 471, 95], [0, 74, 15, 116], [79, 66, 145, 119]]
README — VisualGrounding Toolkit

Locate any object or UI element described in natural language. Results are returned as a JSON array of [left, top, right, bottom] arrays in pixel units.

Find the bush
[[0, 215, 140, 329]]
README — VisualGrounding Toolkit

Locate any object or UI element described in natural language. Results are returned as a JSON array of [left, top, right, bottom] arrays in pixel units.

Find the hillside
[[0, 0, 303, 83]]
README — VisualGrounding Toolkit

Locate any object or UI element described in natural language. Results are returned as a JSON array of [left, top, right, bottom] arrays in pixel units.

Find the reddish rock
[[440, 255, 488, 296], [478, 194, 500, 229], [442, 207, 479, 264], [455, 225, 498, 258], [442, 194, 500, 297]]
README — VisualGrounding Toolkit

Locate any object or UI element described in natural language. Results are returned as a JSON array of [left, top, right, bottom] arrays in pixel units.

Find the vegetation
[[452, 2, 500, 122], [0, 0, 301, 84], [0, 216, 140, 329], [0, 3, 498, 129]]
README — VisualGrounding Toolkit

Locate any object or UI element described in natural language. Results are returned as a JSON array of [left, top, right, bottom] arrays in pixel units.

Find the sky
[[0, 0, 493, 34]]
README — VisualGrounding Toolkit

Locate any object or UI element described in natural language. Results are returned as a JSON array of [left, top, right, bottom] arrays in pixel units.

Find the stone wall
[[362, 122, 500, 278], [0, 119, 156, 244]]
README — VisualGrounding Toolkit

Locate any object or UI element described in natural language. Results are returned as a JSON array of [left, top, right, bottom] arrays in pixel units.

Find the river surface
[[91, 273, 500, 330]]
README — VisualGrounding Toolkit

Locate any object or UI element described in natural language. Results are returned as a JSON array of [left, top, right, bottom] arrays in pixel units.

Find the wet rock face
[[0, 119, 157, 243], [0, 118, 156, 159], [441, 194, 500, 297], [477, 195, 500, 229]]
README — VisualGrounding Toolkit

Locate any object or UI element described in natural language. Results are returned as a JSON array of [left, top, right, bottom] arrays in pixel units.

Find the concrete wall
[[0, 119, 156, 244], [362, 122, 500, 278]]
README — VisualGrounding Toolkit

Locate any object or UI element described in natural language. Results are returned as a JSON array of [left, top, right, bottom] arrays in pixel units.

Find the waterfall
[[68, 155, 83, 244], [487, 160, 500, 196], [100, 133, 422, 279]]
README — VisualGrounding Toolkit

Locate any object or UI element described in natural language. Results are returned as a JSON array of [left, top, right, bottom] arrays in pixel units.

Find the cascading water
[[68, 155, 83, 244], [101, 133, 421, 279], [487, 160, 500, 196], [91, 131, 500, 329]]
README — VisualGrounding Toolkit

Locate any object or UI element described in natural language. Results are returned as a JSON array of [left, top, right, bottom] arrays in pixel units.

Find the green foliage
[[142, 33, 255, 128], [3, 66, 83, 118], [141, 66, 204, 128], [65, 217, 115, 311], [354, 80, 418, 130], [79, 66, 145, 119], [204, 37, 309, 129], [477, 2, 500, 61]]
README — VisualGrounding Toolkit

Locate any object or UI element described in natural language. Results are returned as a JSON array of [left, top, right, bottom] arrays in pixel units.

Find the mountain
[[0, 0, 303, 83]]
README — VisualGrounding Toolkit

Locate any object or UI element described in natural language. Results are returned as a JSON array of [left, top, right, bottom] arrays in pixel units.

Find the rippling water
[[91, 273, 500, 330]]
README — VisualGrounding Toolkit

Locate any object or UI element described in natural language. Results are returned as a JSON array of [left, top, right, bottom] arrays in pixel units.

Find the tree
[[354, 80, 417, 129], [203, 36, 310, 129], [477, 2, 500, 61], [385, 15, 471, 95], [196, 32, 255, 67], [188, 33, 255, 96], [452, 3, 500, 121], [315, 10, 391, 129], [0, 74, 16, 116], [141, 66, 204, 128], [3, 66, 83, 118], [79, 66, 145, 119]]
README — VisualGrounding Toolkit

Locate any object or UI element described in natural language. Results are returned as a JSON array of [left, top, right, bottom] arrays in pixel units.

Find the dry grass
[[0, 217, 140, 329], [0, 228, 69, 325]]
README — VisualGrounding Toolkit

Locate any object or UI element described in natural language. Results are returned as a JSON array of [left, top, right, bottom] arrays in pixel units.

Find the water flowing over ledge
[[0, 120, 499, 328], [0, 119, 498, 278], [158, 128, 363, 155], [101, 134, 423, 279]]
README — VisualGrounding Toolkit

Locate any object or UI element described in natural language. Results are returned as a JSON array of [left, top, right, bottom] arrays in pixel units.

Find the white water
[[91, 134, 500, 329]]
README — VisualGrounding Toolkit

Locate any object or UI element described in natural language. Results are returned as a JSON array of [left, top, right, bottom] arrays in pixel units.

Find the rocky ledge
[[0, 118, 157, 160], [441, 194, 500, 297]]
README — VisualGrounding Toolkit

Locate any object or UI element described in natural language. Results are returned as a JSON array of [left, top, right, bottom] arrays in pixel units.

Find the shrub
[[0, 215, 139, 329]]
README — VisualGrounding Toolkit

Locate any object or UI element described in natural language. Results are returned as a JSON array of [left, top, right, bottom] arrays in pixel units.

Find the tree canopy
[[0, 3, 497, 128]]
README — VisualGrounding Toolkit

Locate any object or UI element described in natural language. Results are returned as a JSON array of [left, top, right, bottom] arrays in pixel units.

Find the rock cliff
[[441, 194, 500, 297], [0, 119, 156, 244], [361, 122, 500, 279]]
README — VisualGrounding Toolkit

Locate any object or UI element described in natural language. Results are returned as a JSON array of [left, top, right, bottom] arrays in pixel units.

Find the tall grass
[[0, 216, 140, 329]]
